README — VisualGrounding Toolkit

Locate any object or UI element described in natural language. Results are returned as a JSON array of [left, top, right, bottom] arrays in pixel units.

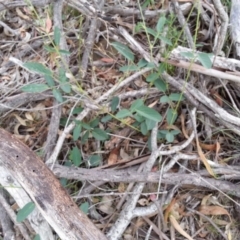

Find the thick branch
[[0, 129, 106, 240]]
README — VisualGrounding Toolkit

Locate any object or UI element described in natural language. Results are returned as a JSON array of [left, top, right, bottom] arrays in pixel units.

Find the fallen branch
[[0, 129, 106, 240]]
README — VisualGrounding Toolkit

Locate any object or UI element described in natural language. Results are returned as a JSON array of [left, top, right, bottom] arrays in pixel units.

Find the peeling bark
[[0, 129, 107, 240]]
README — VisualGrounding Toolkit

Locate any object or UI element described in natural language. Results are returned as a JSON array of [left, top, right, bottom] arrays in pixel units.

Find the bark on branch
[[0, 129, 106, 240]]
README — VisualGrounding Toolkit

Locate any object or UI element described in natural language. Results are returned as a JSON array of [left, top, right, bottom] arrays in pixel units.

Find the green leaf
[[145, 27, 157, 37], [169, 93, 184, 101], [145, 119, 156, 130], [44, 45, 57, 53], [180, 51, 195, 59], [70, 147, 82, 167], [73, 124, 82, 141], [119, 65, 139, 72], [130, 99, 144, 112], [59, 49, 71, 55], [90, 118, 99, 128], [64, 160, 72, 167], [134, 22, 144, 33], [60, 117, 68, 126], [89, 155, 101, 166], [23, 62, 52, 75], [58, 68, 71, 93], [147, 136, 152, 151], [146, 72, 159, 83], [33, 234, 41, 240], [54, 26, 61, 46], [157, 130, 166, 139], [158, 36, 172, 46], [137, 59, 148, 68], [82, 131, 89, 143], [21, 83, 49, 93], [101, 115, 112, 123], [80, 202, 89, 214], [116, 109, 132, 118], [154, 78, 166, 92], [146, 62, 156, 69], [52, 89, 64, 102], [44, 75, 55, 87], [160, 95, 170, 103], [60, 178, 68, 187], [140, 121, 148, 135], [166, 131, 174, 143], [59, 68, 68, 82], [197, 52, 212, 69], [111, 42, 134, 62], [60, 82, 71, 93], [133, 113, 144, 123], [72, 107, 83, 114], [17, 202, 35, 222], [92, 128, 108, 141], [171, 129, 181, 135], [111, 97, 120, 112], [81, 122, 92, 130], [135, 105, 162, 122], [156, 16, 166, 33], [158, 63, 166, 73], [166, 108, 178, 125]]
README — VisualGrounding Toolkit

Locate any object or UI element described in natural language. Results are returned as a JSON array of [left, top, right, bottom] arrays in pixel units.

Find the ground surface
[[1, 0, 240, 239]]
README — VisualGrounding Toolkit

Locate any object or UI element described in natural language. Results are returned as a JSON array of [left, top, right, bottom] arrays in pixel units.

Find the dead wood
[[0, 128, 107, 240]]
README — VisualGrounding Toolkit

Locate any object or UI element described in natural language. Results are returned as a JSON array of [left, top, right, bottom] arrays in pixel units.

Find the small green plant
[[20, 26, 76, 102], [114, 98, 159, 135], [33, 234, 41, 240], [17, 202, 35, 222], [109, 14, 189, 143], [79, 201, 89, 214], [73, 118, 109, 143], [180, 51, 213, 69], [70, 118, 109, 167]]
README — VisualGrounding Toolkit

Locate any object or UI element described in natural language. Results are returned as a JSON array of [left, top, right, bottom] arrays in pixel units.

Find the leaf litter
[[0, 0, 240, 239]]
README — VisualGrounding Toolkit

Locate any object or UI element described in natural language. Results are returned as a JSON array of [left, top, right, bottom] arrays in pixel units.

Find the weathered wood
[[0, 129, 107, 240]]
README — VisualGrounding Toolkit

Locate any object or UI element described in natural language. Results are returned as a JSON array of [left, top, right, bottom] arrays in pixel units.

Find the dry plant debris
[[0, 0, 240, 239]]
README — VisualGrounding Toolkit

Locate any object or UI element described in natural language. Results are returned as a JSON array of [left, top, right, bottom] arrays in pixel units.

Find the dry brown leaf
[[98, 196, 114, 214], [214, 219, 230, 226], [164, 198, 176, 223], [133, 218, 146, 234], [196, 137, 215, 177], [115, 16, 134, 31], [148, 100, 158, 108], [215, 141, 221, 160], [100, 58, 115, 63], [134, 77, 147, 88], [32, 103, 47, 120], [169, 215, 194, 240], [199, 142, 216, 151], [25, 112, 34, 121], [14, 123, 21, 135], [105, 133, 122, 149], [118, 182, 125, 193], [25, 127, 36, 132], [14, 114, 27, 126], [210, 89, 223, 106], [107, 147, 120, 165], [199, 205, 232, 221], [120, 148, 131, 160], [201, 194, 212, 205], [180, 112, 189, 139], [45, 14, 52, 33], [16, 7, 31, 20]]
